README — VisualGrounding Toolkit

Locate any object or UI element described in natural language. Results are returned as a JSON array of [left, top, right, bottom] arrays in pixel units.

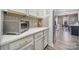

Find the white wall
[[48, 10, 53, 47]]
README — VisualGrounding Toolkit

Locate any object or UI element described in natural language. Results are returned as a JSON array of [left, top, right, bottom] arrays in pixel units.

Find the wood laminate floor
[[46, 27, 79, 50]]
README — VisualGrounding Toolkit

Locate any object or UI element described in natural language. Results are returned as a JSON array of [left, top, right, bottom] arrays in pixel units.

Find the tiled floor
[[46, 27, 79, 50]]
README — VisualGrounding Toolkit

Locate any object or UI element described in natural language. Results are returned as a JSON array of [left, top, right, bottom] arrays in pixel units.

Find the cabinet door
[[35, 37, 44, 50], [37, 9, 44, 18], [26, 9, 29, 16], [28, 9, 37, 17]]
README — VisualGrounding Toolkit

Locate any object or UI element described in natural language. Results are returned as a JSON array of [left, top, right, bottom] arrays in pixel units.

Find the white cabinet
[[28, 9, 37, 17], [9, 35, 33, 50], [44, 34, 48, 48], [2, 9, 50, 18], [25, 9, 29, 16], [19, 42, 34, 50], [9, 9, 26, 14], [37, 9, 50, 18], [35, 31, 43, 39], [9, 40, 21, 50], [28, 9, 50, 18], [37, 9, 44, 18], [34, 31, 44, 50], [44, 30, 48, 48], [0, 35, 33, 50], [0, 44, 9, 50], [0, 29, 49, 50], [35, 37, 44, 50], [3, 9, 27, 15]]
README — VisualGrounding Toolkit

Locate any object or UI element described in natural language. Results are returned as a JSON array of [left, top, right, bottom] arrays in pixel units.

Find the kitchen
[[0, 1, 79, 59], [1, 9, 79, 50], [0, 9, 53, 50], [53, 9, 79, 50]]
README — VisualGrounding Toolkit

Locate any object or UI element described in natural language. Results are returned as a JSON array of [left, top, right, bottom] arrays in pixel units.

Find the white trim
[[48, 10, 53, 47]]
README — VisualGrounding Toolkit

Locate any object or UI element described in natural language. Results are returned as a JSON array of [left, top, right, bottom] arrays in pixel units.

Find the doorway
[[53, 13, 79, 50]]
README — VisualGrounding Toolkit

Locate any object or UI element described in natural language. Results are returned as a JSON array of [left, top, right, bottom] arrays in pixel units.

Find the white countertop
[[70, 22, 79, 26], [1, 27, 48, 46]]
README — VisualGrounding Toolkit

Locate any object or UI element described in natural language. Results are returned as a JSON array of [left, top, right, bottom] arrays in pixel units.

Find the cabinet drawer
[[9, 40, 21, 50], [35, 37, 44, 50], [19, 42, 34, 50], [35, 32, 43, 39], [0, 45, 9, 50], [44, 35, 48, 48], [44, 30, 48, 36], [19, 35, 33, 46], [9, 35, 33, 50], [44, 35, 48, 39], [44, 32, 48, 36], [44, 30, 48, 34], [44, 38, 48, 48]]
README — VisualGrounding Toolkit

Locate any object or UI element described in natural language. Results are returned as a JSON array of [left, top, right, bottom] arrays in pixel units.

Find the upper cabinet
[[37, 9, 50, 18], [28, 9, 38, 17], [37, 9, 44, 18], [28, 9, 50, 19], [3, 9, 27, 16], [10, 9, 26, 14], [3, 9, 50, 19]]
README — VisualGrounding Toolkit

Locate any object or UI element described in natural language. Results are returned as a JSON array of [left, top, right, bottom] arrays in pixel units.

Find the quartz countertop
[[1, 27, 48, 46]]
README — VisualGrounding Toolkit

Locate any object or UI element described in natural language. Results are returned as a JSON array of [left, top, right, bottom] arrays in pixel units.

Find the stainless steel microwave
[[4, 20, 29, 35], [3, 12, 29, 35]]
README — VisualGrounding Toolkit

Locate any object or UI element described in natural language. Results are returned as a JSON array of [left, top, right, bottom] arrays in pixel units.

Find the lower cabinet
[[35, 37, 44, 50], [9, 35, 33, 50], [0, 44, 9, 50], [0, 29, 48, 50], [9, 40, 21, 50], [19, 42, 34, 50], [44, 30, 48, 48], [44, 35, 48, 48]]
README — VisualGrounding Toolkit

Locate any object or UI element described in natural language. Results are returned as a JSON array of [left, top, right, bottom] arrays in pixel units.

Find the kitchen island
[[70, 23, 79, 36], [0, 27, 49, 50], [71, 26, 79, 36]]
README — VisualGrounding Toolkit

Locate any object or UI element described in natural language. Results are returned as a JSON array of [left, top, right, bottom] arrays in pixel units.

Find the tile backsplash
[[27, 18, 38, 28]]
